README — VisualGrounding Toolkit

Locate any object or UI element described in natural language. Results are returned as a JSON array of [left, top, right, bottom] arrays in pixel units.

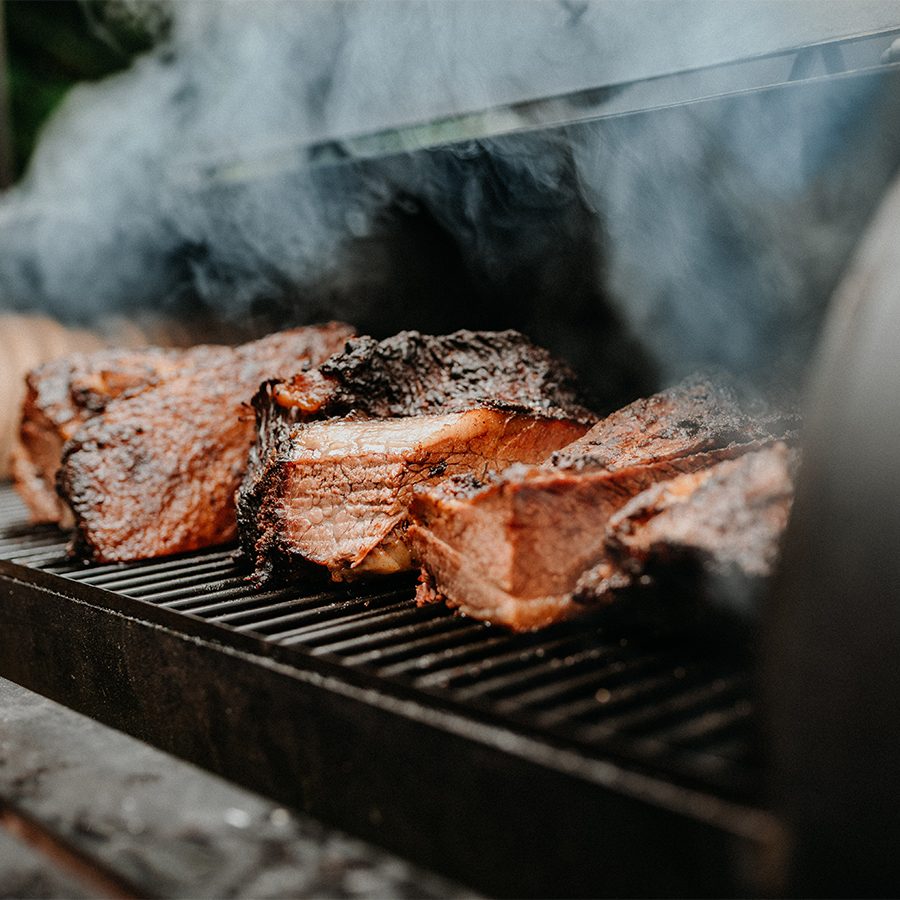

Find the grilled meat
[[576, 442, 798, 615], [247, 409, 589, 581], [265, 329, 588, 420], [409, 375, 792, 630], [238, 330, 593, 582], [12, 346, 199, 523], [59, 324, 354, 562]]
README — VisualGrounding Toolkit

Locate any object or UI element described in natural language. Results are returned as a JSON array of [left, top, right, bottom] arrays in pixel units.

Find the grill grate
[[0, 483, 761, 801]]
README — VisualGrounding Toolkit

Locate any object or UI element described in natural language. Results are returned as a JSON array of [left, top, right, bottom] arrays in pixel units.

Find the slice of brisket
[[575, 442, 798, 621], [58, 323, 354, 561], [409, 374, 793, 630], [12, 346, 199, 523], [238, 330, 594, 582]]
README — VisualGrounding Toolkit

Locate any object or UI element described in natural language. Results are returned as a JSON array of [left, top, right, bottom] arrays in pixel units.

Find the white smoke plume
[[1, 0, 900, 401]]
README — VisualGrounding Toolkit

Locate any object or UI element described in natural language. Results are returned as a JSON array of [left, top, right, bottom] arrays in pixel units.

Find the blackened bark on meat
[[270, 330, 594, 421], [238, 330, 595, 583], [549, 372, 797, 472], [574, 443, 798, 638], [12, 346, 198, 523], [409, 373, 798, 631], [236, 380, 330, 582]]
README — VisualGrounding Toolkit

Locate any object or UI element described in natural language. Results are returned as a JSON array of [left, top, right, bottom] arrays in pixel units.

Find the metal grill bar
[[0, 484, 760, 801], [0, 532, 66, 552], [656, 700, 754, 746], [161, 584, 268, 610], [57, 549, 236, 580], [408, 634, 581, 686], [494, 653, 680, 713], [0, 546, 67, 563], [580, 675, 750, 740], [345, 622, 488, 671], [189, 590, 323, 631], [78, 557, 237, 590], [426, 633, 599, 693], [124, 574, 245, 601], [282, 600, 438, 648], [309, 608, 457, 655], [534, 668, 701, 727], [203, 591, 333, 624]]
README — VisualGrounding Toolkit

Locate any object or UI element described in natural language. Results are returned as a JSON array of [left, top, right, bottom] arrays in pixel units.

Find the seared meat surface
[[268, 329, 589, 420], [410, 375, 793, 630], [238, 330, 593, 582], [12, 346, 200, 523], [547, 374, 785, 472], [59, 324, 354, 562], [576, 442, 798, 614]]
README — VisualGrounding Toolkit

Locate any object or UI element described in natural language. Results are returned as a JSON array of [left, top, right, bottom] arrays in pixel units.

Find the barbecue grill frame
[[0, 520, 782, 898], [10, 26, 898, 898]]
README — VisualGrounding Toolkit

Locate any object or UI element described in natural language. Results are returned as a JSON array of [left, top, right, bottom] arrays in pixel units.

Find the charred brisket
[[238, 330, 594, 582], [58, 324, 354, 561], [12, 345, 203, 523], [575, 442, 798, 623], [409, 375, 794, 630]]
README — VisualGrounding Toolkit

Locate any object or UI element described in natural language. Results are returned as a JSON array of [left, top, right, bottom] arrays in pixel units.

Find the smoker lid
[[764, 162, 900, 895], [307, 1, 900, 139], [184, 23, 900, 186]]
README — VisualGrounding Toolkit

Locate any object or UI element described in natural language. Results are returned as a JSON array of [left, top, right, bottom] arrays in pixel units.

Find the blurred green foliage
[[4, 0, 167, 178]]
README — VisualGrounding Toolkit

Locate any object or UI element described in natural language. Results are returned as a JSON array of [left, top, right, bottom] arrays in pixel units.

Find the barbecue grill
[[4, 19, 900, 899], [0, 483, 779, 897]]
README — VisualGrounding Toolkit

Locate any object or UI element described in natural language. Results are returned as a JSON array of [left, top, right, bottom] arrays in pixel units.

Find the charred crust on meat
[[548, 372, 798, 472], [406, 373, 800, 631], [239, 329, 595, 583], [573, 443, 799, 637], [56, 324, 355, 562], [268, 330, 594, 422]]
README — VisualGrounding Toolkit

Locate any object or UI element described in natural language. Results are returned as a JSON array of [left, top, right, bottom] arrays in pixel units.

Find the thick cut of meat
[[546, 373, 789, 472], [575, 442, 798, 611], [238, 330, 593, 581], [249, 410, 589, 581], [59, 323, 354, 562], [409, 374, 793, 630], [12, 346, 200, 523]]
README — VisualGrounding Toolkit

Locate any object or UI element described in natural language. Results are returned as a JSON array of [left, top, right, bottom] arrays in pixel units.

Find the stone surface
[[0, 828, 91, 899], [0, 678, 474, 898]]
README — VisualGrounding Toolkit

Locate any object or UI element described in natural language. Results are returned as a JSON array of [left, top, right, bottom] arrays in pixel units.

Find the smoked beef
[[12, 346, 199, 523], [58, 324, 354, 561], [238, 330, 593, 582], [409, 375, 792, 630], [575, 442, 797, 613]]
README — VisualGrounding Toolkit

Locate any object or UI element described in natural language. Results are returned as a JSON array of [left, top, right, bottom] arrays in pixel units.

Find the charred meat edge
[[58, 324, 355, 562], [238, 329, 595, 582], [408, 373, 796, 630]]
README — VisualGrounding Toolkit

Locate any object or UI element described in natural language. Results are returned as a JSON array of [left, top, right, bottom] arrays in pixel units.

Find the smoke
[[0, 0, 623, 322], [1, 0, 900, 401], [570, 71, 900, 386]]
